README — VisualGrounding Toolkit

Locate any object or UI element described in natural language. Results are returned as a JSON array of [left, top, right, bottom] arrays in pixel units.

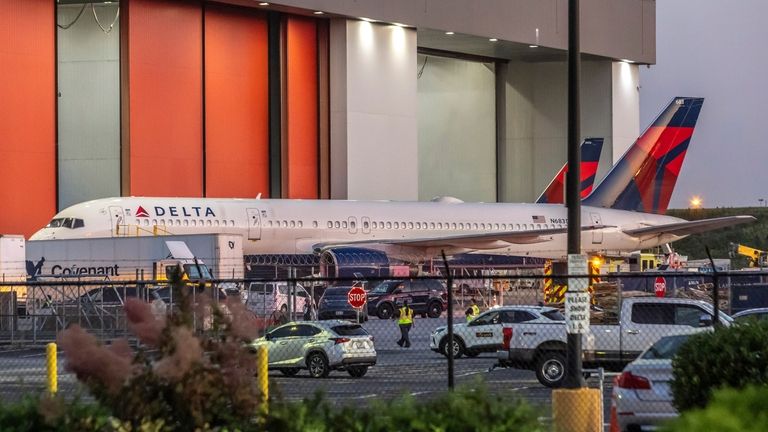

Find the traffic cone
[[608, 403, 619, 432]]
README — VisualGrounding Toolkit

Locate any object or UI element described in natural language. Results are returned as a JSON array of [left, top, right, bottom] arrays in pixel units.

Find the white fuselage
[[29, 197, 686, 261]]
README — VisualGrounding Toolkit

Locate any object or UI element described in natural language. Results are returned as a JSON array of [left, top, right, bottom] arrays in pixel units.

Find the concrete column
[[329, 19, 418, 200], [611, 62, 640, 163]]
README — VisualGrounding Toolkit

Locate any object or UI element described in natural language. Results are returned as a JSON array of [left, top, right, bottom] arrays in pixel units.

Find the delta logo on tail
[[536, 138, 604, 204], [136, 206, 149, 217], [584, 97, 704, 214]]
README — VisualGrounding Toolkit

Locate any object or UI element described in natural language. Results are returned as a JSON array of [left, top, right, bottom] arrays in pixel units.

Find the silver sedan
[[611, 334, 691, 432]]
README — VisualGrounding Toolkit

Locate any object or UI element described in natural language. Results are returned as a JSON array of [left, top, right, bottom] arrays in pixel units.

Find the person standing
[[396, 300, 414, 348], [465, 297, 480, 322]]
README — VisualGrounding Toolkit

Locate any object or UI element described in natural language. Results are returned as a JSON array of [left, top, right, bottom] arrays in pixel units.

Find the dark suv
[[366, 279, 446, 319]]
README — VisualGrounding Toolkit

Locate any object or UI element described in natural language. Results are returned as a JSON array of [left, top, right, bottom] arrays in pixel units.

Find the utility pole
[[563, 0, 585, 389]]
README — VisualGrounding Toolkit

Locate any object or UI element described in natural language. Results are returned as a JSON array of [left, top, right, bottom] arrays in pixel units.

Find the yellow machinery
[[729, 242, 768, 267]]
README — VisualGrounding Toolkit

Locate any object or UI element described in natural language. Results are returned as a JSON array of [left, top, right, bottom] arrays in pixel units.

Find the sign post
[[566, 254, 590, 335], [654, 276, 667, 298]]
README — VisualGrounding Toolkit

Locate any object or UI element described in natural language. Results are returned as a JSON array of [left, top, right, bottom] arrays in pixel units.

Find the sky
[[639, 0, 768, 209]]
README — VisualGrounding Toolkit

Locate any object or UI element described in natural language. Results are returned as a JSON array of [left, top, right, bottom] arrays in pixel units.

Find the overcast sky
[[640, 0, 768, 209]]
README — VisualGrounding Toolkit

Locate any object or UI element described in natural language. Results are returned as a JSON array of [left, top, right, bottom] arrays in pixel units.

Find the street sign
[[347, 286, 367, 309], [567, 254, 589, 292], [565, 291, 590, 334], [654, 276, 667, 298]]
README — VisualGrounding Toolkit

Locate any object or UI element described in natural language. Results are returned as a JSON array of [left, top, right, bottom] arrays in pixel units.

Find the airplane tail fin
[[583, 97, 704, 214], [536, 138, 604, 204]]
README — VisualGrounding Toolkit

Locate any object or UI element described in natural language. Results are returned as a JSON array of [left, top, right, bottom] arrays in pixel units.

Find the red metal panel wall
[[285, 16, 318, 199], [204, 5, 269, 198], [0, 0, 56, 237], [128, 0, 203, 197]]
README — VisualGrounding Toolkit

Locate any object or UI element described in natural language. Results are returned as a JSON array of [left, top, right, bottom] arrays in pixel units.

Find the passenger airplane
[[30, 98, 755, 261]]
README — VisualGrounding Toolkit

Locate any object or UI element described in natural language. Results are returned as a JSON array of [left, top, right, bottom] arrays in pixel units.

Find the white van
[[246, 282, 309, 317]]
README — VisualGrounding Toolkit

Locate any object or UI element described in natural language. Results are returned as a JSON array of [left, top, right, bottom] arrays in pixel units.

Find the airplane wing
[[622, 216, 756, 239], [312, 225, 613, 252]]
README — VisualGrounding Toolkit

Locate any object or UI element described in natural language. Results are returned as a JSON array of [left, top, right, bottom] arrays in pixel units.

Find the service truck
[[495, 297, 732, 387]]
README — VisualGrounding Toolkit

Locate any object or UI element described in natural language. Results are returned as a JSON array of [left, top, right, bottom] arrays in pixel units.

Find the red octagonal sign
[[348, 286, 367, 308], [654, 276, 667, 298]]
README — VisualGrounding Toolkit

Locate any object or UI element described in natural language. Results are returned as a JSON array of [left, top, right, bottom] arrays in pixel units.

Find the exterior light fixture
[[489, 38, 498, 42], [529, 45, 539, 48], [258, 2, 269, 5], [313, 11, 324, 15], [621, 59, 635, 63], [445, 31, 454, 35]]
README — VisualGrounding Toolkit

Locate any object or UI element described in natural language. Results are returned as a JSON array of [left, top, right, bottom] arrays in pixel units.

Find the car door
[[465, 311, 501, 348], [408, 279, 431, 312], [264, 324, 296, 365], [268, 324, 315, 367], [622, 302, 708, 360]]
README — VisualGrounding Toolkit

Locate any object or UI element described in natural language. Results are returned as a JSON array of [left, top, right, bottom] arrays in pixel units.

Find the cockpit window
[[46, 218, 84, 229]]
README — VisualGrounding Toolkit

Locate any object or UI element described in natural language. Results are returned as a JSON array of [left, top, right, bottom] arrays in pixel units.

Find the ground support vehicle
[[429, 305, 565, 358]]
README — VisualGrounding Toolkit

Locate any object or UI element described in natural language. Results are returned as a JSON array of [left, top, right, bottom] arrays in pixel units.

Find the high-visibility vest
[[398, 306, 413, 325], [467, 304, 480, 322]]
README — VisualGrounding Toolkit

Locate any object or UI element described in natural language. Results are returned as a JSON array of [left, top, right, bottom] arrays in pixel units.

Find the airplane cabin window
[[152, 219, 157, 226], [429, 222, 435, 229], [459, 223, 464, 230], [371, 221, 376, 229], [206, 220, 212, 226], [473, 223, 478, 230], [394, 222, 399, 229], [408, 222, 413, 229], [327, 221, 332, 229], [298, 221, 303, 228], [313, 221, 318, 228], [363, 221, 369, 229], [351, 221, 356, 229], [184, 220, 189, 226], [342, 221, 348, 229], [334, 221, 340, 229], [386, 222, 392, 229], [290, 221, 296, 228]]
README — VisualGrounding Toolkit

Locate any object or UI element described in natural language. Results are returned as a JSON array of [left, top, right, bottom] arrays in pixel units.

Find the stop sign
[[654, 276, 667, 298], [347, 286, 367, 308]]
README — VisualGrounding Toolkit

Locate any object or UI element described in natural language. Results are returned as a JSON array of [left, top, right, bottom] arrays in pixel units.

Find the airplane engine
[[320, 247, 390, 279]]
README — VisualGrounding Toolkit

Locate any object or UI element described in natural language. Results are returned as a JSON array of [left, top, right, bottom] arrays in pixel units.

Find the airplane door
[[109, 206, 124, 236], [247, 208, 262, 240], [361, 217, 371, 234], [348, 216, 358, 234], [590, 213, 603, 244]]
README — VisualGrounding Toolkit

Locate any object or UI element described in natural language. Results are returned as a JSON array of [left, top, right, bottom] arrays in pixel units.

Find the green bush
[[670, 320, 768, 411], [0, 396, 111, 432], [665, 385, 768, 431], [263, 384, 543, 432]]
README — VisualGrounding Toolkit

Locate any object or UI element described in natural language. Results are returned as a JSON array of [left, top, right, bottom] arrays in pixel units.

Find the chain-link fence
[[1, 267, 766, 430]]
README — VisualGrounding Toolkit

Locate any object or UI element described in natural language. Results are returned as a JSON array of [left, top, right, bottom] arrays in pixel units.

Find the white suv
[[249, 320, 376, 378]]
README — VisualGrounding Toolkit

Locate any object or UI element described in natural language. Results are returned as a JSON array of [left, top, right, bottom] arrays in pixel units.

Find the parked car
[[366, 279, 447, 319], [318, 286, 369, 323], [732, 307, 768, 323], [430, 305, 564, 358], [245, 281, 309, 317], [611, 333, 692, 432], [248, 320, 376, 378]]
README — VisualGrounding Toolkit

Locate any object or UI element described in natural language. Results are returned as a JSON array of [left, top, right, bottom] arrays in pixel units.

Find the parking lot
[[0, 316, 614, 427]]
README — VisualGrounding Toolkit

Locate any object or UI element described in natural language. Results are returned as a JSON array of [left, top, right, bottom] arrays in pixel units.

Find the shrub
[[0, 395, 111, 432], [670, 320, 768, 411], [665, 385, 768, 431], [57, 274, 264, 430], [263, 383, 543, 432]]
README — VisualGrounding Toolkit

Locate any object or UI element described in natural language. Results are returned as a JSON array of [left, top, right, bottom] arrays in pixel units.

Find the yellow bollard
[[552, 387, 602, 432], [46, 342, 57, 395], [257, 346, 269, 413]]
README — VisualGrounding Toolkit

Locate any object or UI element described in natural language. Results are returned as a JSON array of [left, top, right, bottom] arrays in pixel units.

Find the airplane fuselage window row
[[133, 219, 236, 227], [262, 219, 566, 232]]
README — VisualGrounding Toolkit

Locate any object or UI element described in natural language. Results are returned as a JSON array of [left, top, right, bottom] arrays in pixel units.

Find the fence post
[[46, 342, 57, 395], [440, 250, 454, 390], [257, 346, 269, 413], [705, 246, 720, 326]]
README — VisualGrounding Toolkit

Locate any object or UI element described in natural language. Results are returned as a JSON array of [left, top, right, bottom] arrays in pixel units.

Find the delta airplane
[[30, 98, 755, 262]]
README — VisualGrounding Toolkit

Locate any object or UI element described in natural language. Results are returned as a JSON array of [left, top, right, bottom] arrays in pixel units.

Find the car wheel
[[439, 337, 465, 359], [377, 303, 394, 320], [278, 368, 300, 377], [535, 351, 566, 388], [427, 301, 442, 318], [307, 352, 330, 378], [347, 366, 368, 378]]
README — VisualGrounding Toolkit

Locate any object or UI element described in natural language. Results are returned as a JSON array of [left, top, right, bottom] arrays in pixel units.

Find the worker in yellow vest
[[465, 297, 480, 322], [396, 300, 414, 348]]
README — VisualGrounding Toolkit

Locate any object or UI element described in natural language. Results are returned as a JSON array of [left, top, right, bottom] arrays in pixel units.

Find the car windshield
[[324, 287, 352, 298], [641, 334, 691, 360], [370, 281, 400, 294], [332, 325, 368, 336], [184, 264, 212, 280]]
